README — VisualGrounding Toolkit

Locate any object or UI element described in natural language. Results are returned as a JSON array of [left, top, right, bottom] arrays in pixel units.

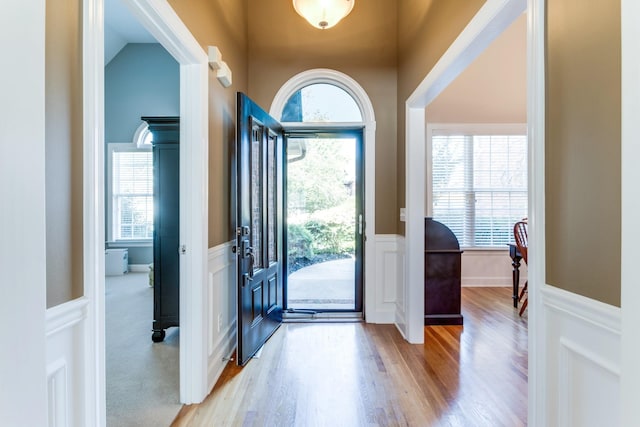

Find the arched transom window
[[281, 83, 363, 122]]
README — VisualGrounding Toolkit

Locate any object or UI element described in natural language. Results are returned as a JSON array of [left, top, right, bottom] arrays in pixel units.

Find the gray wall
[[104, 43, 179, 266], [105, 43, 179, 141]]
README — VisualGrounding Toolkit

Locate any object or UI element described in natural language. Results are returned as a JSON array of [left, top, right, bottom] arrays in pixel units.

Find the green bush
[[287, 223, 314, 259], [304, 219, 353, 255]]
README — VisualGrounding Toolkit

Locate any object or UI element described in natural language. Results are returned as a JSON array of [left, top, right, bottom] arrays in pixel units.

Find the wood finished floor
[[172, 287, 528, 427]]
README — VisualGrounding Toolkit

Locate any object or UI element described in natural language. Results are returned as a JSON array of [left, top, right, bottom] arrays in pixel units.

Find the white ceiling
[[104, 0, 156, 65], [426, 13, 527, 123]]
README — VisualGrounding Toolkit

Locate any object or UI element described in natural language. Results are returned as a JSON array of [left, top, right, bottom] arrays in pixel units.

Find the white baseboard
[[46, 297, 89, 427], [207, 321, 236, 388], [206, 241, 236, 391], [128, 264, 151, 273], [540, 284, 621, 426]]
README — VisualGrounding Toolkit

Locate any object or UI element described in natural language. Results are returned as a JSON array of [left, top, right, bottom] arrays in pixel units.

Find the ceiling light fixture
[[293, 0, 354, 30]]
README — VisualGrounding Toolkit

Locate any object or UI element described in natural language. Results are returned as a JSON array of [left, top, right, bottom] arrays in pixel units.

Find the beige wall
[[246, 0, 398, 234], [45, 0, 84, 307], [426, 13, 526, 123], [168, 0, 248, 246], [397, 0, 486, 234], [545, 0, 621, 306]]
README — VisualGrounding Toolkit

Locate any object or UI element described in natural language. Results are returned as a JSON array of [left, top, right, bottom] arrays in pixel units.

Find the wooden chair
[[513, 221, 528, 316]]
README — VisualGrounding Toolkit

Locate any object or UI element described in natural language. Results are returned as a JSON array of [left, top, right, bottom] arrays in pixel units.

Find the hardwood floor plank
[[172, 287, 527, 427]]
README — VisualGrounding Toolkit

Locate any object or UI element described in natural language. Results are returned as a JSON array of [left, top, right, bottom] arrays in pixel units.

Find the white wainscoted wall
[[461, 250, 527, 287], [205, 241, 236, 391], [540, 285, 621, 426], [379, 237, 519, 336], [44, 242, 237, 427], [369, 235, 401, 323], [46, 298, 89, 426], [394, 235, 407, 337]]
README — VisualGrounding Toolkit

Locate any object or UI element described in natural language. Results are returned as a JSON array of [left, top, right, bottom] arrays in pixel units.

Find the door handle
[[242, 272, 252, 286], [247, 247, 255, 280]]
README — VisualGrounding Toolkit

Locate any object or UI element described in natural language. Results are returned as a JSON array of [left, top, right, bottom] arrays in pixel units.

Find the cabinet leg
[[151, 329, 166, 343]]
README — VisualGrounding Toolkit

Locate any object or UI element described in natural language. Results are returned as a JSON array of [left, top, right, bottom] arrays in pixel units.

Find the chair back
[[513, 221, 528, 264]]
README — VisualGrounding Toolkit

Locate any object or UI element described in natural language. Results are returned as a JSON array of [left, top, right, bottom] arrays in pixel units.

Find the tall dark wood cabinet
[[424, 217, 464, 325], [143, 117, 180, 342]]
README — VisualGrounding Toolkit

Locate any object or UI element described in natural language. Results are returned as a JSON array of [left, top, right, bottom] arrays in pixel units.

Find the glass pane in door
[[251, 124, 263, 268], [267, 132, 277, 264], [286, 136, 358, 310]]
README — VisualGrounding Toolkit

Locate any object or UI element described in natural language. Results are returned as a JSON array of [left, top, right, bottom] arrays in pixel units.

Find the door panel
[[236, 93, 284, 365]]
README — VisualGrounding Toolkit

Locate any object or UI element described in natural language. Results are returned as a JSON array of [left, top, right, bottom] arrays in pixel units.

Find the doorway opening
[[84, 0, 210, 421], [270, 69, 378, 320], [285, 131, 364, 312], [271, 78, 368, 315], [103, 3, 181, 424]]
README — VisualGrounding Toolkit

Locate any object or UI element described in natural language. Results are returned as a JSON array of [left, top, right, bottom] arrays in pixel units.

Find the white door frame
[[1, 1, 48, 425], [84, 0, 209, 423], [402, 0, 543, 424], [269, 69, 379, 321], [620, 0, 640, 424]]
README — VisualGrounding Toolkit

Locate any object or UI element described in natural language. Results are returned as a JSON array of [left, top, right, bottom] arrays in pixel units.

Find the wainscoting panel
[[46, 297, 89, 427], [461, 250, 526, 287], [206, 241, 236, 391], [541, 285, 621, 426], [394, 235, 406, 337], [370, 235, 401, 323]]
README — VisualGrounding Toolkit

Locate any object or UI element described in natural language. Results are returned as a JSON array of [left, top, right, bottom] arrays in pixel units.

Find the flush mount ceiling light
[[293, 0, 354, 30]]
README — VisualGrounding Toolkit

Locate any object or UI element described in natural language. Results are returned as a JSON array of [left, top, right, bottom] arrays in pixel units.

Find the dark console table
[[424, 218, 464, 325]]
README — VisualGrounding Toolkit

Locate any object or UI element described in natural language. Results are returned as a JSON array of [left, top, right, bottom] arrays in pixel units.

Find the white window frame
[[427, 123, 528, 250], [106, 122, 153, 245]]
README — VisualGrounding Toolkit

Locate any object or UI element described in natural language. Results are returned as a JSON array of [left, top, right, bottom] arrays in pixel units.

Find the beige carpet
[[106, 272, 181, 427]]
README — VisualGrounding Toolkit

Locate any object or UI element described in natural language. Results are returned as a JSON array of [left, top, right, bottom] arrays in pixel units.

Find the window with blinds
[[112, 150, 153, 240], [431, 132, 527, 248]]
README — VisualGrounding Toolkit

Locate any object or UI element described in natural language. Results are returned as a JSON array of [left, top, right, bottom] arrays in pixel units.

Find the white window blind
[[112, 151, 153, 240], [431, 133, 527, 247]]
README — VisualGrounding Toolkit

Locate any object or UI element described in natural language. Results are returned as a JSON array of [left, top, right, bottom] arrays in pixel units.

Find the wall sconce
[[208, 46, 233, 88], [217, 61, 232, 88], [293, 0, 354, 30], [208, 46, 223, 70]]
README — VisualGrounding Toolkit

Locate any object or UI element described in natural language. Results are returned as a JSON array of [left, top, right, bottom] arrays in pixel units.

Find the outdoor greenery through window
[[111, 129, 153, 240], [287, 137, 356, 272], [431, 130, 527, 248]]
